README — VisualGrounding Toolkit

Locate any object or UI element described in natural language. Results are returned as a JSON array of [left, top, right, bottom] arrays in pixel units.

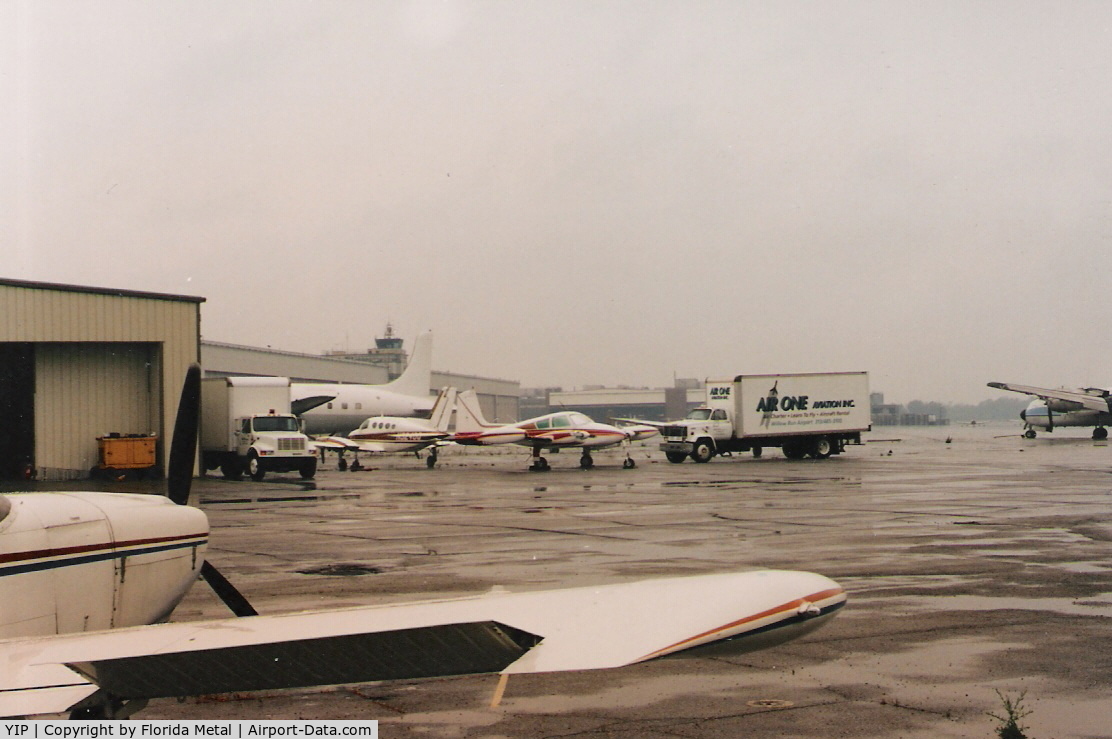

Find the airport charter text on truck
[[201, 376, 317, 481], [660, 372, 870, 462]]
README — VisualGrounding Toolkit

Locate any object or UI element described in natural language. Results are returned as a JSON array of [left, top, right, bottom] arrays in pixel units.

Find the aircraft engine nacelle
[[0, 493, 208, 640]]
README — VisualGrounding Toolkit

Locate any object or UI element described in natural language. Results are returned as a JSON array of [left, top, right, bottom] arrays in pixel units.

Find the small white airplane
[[315, 388, 526, 469], [292, 331, 435, 435], [988, 381, 1112, 439], [0, 366, 847, 719], [455, 391, 659, 471]]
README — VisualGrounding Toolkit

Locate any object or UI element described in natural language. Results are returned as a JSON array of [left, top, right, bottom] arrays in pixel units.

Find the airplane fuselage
[[1021, 400, 1112, 430], [295, 384, 434, 435]]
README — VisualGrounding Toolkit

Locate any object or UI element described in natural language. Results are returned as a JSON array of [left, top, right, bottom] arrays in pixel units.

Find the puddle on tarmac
[[296, 563, 384, 576], [891, 593, 1112, 618]]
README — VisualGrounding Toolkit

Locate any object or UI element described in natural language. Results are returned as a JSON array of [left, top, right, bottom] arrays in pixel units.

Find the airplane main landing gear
[[529, 447, 550, 471], [1094, 427, 1108, 441], [579, 451, 594, 470], [426, 448, 439, 468], [623, 456, 636, 469]]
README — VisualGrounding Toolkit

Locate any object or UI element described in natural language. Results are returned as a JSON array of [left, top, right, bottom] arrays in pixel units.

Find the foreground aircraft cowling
[[988, 381, 1112, 439], [455, 390, 659, 470], [0, 366, 846, 719]]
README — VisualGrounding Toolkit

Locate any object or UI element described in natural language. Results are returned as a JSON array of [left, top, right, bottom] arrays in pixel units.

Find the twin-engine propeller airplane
[[313, 388, 527, 469], [455, 391, 659, 471], [988, 381, 1112, 439], [1, 366, 846, 719]]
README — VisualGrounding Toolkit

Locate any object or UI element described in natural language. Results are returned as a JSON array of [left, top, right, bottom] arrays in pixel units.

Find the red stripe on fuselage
[[0, 531, 209, 565]]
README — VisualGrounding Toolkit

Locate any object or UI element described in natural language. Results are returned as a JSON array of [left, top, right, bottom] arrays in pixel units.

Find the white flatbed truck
[[659, 372, 870, 462], [201, 376, 317, 481]]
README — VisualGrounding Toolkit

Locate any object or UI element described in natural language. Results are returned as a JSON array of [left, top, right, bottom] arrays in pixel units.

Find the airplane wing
[[611, 417, 670, 428], [0, 570, 844, 717], [308, 436, 359, 451], [987, 382, 1112, 413], [291, 395, 336, 416]]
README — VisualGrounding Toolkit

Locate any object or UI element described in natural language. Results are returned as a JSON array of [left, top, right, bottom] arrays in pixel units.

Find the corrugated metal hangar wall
[[0, 279, 202, 480]]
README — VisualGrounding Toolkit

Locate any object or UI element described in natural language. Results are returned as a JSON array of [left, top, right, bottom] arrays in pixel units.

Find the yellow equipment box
[[98, 435, 157, 470]]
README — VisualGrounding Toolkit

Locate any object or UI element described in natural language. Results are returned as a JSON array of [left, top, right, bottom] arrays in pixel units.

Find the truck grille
[[661, 426, 688, 439], [278, 437, 306, 451]]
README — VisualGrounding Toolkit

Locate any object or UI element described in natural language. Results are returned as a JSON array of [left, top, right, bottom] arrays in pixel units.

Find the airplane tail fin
[[383, 331, 432, 399], [429, 387, 457, 432], [455, 389, 493, 431]]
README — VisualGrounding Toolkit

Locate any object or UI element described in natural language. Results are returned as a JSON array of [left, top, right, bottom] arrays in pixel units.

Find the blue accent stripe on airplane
[[0, 539, 206, 578]]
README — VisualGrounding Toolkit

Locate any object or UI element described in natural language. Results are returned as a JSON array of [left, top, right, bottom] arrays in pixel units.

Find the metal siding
[[2, 283, 201, 479], [35, 344, 156, 479]]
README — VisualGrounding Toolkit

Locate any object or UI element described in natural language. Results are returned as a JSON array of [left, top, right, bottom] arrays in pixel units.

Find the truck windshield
[[686, 408, 712, 420], [253, 416, 300, 432]]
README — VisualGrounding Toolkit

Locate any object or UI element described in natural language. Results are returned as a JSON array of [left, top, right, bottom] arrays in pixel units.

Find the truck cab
[[230, 412, 313, 481], [660, 396, 734, 463]]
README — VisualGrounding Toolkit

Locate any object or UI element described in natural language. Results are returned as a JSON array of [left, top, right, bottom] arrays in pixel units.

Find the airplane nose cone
[[1020, 409, 1027, 421]]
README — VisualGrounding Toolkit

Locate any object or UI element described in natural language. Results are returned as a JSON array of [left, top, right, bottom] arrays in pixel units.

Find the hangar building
[[0, 278, 202, 481]]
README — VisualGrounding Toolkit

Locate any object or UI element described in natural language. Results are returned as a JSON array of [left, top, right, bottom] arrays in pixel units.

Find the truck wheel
[[691, 440, 714, 463], [665, 452, 688, 464], [811, 436, 832, 459], [782, 442, 807, 460], [300, 458, 317, 479], [752, 446, 763, 458], [220, 460, 243, 480], [247, 452, 266, 481]]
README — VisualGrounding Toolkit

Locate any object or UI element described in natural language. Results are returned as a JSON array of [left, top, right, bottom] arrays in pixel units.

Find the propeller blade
[[167, 363, 202, 506], [201, 561, 259, 617]]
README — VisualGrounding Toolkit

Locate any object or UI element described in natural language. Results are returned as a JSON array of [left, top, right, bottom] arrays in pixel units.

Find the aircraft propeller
[[167, 364, 258, 617]]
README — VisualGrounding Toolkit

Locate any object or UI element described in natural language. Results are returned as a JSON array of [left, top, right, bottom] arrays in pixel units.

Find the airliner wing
[[290, 395, 336, 416], [987, 382, 1112, 413], [0, 570, 844, 717], [611, 417, 670, 428]]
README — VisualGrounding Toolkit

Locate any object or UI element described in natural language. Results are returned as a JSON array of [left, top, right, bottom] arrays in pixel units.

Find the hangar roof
[[0, 277, 205, 304]]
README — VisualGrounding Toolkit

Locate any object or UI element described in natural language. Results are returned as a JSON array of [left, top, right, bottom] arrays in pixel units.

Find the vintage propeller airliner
[[988, 381, 1112, 439], [454, 390, 659, 470], [0, 366, 846, 719]]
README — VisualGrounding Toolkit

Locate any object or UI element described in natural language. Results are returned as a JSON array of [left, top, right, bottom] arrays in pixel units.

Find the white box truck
[[201, 376, 317, 481], [659, 372, 870, 463]]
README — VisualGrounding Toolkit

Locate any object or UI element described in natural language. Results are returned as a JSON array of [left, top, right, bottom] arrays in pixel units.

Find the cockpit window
[[551, 415, 571, 428], [686, 408, 711, 420], [569, 413, 592, 426]]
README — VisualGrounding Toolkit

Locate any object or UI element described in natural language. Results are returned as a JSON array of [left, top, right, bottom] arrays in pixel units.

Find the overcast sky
[[3, 1, 1111, 404]]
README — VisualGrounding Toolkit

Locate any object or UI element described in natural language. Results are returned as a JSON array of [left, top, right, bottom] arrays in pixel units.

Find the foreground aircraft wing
[[0, 570, 844, 717], [987, 382, 1112, 413]]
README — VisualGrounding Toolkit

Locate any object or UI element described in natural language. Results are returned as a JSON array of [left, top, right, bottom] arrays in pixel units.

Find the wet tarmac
[[139, 424, 1112, 738]]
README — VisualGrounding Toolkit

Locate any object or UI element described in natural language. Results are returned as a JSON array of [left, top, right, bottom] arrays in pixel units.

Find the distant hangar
[[0, 278, 519, 481]]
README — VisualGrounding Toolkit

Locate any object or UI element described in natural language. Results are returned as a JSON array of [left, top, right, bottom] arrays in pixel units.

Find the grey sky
[[3, 1, 1111, 405]]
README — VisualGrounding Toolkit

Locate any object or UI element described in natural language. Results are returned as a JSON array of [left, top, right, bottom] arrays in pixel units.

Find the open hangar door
[[0, 343, 35, 479], [32, 343, 161, 481]]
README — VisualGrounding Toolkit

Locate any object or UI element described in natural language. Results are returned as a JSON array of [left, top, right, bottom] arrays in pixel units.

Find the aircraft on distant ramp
[[314, 388, 525, 469], [987, 381, 1112, 439], [0, 367, 846, 718], [455, 390, 659, 471], [292, 331, 435, 435]]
